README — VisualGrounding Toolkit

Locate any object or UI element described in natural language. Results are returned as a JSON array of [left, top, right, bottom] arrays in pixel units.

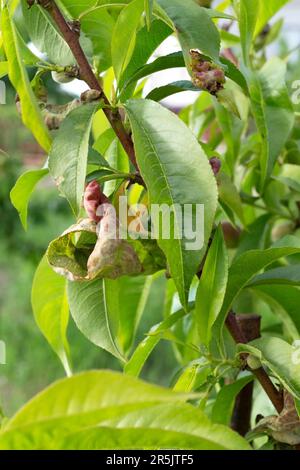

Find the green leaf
[[245, 59, 294, 188], [237, 337, 300, 400], [1, 4, 52, 151], [173, 359, 211, 392], [0, 61, 8, 78], [206, 8, 236, 21], [125, 308, 187, 377], [119, 19, 173, 100], [31, 255, 71, 375], [146, 80, 199, 102], [157, 0, 220, 65], [0, 371, 250, 450], [239, 0, 259, 65], [125, 99, 218, 308], [112, 0, 144, 82], [217, 172, 245, 226], [195, 226, 228, 347], [93, 128, 116, 155], [67, 278, 124, 360], [16, 27, 41, 66], [220, 57, 249, 95], [60, 0, 97, 18], [10, 168, 48, 230], [254, 0, 289, 36], [21, 1, 74, 66], [248, 265, 300, 288], [213, 102, 242, 172], [120, 51, 185, 100], [61, 403, 251, 449], [104, 276, 151, 357], [104, 138, 129, 194], [49, 102, 99, 216], [80, 6, 115, 72], [235, 214, 271, 257], [250, 285, 300, 341], [212, 236, 300, 343], [274, 164, 300, 194], [211, 376, 253, 426], [145, 0, 153, 30]]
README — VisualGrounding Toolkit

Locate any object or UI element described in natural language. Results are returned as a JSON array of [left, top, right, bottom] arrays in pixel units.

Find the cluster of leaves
[[1, 0, 300, 450]]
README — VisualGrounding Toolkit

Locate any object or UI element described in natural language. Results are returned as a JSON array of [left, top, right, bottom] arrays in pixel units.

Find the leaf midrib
[[128, 112, 186, 298]]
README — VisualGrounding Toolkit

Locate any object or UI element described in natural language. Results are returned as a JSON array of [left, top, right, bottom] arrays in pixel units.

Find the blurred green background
[[0, 83, 177, 417]]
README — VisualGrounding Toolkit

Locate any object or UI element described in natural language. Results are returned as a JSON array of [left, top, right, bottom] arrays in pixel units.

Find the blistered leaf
[[248, 392, 300, 446], [47, 218, 97, 281], [87, 237, 142, 280]]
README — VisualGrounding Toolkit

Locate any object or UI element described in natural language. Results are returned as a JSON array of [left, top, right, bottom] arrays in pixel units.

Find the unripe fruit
[[246, 354, 261, 370], [51, 71, 75, 84]]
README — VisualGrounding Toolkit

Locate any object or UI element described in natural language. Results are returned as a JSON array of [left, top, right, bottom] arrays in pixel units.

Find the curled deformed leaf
[[247, 392, 300, 446], [87, 238, 142, 280], [47, 218, 97, 281], [87, 202, 142, 279], [129, 239, 166, 275], [47, 215, 165, 282]]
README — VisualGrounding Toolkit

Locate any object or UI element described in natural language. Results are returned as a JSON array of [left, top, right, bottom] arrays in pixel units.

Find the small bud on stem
[[209, 157, 221, 176]]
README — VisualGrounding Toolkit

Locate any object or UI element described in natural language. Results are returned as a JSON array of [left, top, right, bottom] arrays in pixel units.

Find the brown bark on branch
[[226, 311, 284, 414], [230, 314, 260, 436], [33, 0, 138, 171]]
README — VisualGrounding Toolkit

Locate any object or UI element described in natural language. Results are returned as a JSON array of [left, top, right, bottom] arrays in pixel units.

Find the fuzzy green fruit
[[51, 71, 75, 84], [246, 354, 261, 370]]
